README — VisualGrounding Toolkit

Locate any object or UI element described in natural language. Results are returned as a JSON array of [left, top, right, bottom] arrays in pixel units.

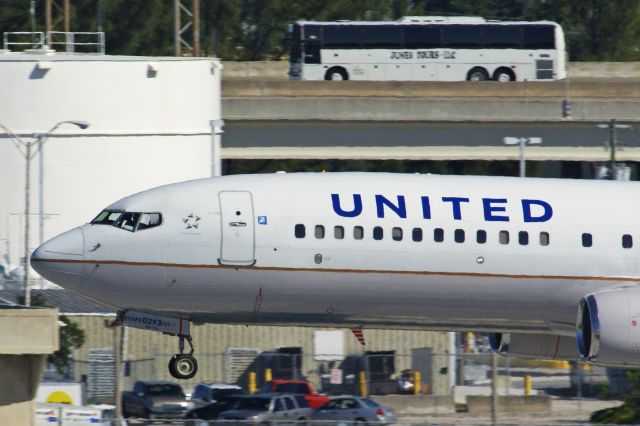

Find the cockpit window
[[91, 210, 162, 232], [137, 213, 162, 230], [91, 210, 123, 225], [114, 212, 140, 232]]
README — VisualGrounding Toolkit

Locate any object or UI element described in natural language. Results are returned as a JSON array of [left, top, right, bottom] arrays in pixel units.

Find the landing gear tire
[[169, 354, 198, 379]]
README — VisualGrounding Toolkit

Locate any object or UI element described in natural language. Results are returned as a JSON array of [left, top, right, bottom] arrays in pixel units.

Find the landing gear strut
[[168, 334, 198, 380], [117, 310, 200, 380]]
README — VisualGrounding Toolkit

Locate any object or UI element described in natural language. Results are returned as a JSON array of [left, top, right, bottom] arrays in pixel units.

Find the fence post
[[358, 371, 367, 397], [524, 375, 532, 396], [249, 372, 257, 394], [265, 368, 272, 382], [413, 371, 421, 395]]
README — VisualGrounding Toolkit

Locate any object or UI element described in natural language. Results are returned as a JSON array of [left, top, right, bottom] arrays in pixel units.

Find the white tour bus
[[288, 16, 567, 82]]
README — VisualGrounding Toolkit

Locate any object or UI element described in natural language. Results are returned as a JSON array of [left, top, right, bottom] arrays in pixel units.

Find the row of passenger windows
[[298, 24, 556, 50], [294, 225, 635, 249], [295, 224, 550, 246]]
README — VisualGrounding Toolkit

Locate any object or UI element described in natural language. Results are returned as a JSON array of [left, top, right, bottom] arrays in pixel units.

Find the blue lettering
[[483, 198, 509, 222], [522, 199, 553, 222], [420, 196, 431, 219], [442, 197, 469, 220], [331, 193, 362, 218], [375, 195, 407, 219]]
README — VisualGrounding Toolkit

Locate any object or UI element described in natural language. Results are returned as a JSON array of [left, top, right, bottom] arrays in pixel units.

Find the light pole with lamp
[[0, 120, 90, 306], [503, 137, 542, 178]]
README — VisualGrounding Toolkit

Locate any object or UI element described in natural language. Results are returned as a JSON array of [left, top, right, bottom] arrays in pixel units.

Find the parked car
[[121, 380, 193, 419], [311, 396, 396, 426], [191, 383, 245, 408], [185, 395, 244, 424], [261, 380, 330, 409], [217, 393, 311, 425]]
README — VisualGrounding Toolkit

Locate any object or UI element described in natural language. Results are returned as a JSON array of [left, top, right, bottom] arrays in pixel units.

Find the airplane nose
[[31, 227, 84, 290]]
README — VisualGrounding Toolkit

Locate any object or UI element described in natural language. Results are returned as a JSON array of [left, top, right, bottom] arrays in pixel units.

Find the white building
[[0, 52, 222, 279]]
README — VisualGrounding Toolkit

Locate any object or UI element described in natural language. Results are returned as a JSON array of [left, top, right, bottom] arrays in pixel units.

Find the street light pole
[[597, 119, 633, 180], [503, 137, 542, 178], [1, 120, 89, 306]]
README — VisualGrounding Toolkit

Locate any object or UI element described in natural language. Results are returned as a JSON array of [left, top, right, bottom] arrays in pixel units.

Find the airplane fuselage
[[31, 173, 640, 338]]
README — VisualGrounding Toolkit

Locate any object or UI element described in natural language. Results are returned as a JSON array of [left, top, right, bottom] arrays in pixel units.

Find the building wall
[[0, 54, 221, 272], [70, 316, 452, 397]]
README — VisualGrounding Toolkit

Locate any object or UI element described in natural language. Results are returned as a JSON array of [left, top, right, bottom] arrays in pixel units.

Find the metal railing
[[2, 31, 105, 54]]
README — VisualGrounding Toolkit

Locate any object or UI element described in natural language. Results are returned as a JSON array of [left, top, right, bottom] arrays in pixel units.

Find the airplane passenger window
[[412, 228, 423, 242], [373, 226, 384, 240], [315, 225, 325, 239], [354, 226, 364, 240], [582, 233, 592, 247], [434, 228, 444, 242], [454, 229, 465, 243], [334, 226, 345, 239], [519, 231, 529, 245], [540, 232, 550, 246], [622, 234, 633, 249], [392, 227, 403, 241], [476, 230, 487, 244], [295, 224, 305, 238], [137, 213, 162, 231], [114, 212, 140, 232], [499, 230, 509, 244]]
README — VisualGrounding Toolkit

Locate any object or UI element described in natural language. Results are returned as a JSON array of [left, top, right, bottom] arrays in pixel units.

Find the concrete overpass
[[221, 76, 640, 161]]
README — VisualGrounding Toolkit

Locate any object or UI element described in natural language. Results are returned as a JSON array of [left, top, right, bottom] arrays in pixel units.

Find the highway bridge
[[221, 75, 640, 162]]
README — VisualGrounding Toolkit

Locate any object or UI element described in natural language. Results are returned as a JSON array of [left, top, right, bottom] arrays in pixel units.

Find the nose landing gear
[[117, 310, 200, 380], [168, 334, 198, 380]]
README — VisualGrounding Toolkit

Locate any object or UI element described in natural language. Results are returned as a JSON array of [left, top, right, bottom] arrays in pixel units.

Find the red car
[[260, 380, 330, 409]]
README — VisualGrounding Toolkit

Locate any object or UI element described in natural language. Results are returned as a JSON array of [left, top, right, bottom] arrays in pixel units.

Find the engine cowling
[[489, 332, 577, 360], [577, 288, 640, 367]]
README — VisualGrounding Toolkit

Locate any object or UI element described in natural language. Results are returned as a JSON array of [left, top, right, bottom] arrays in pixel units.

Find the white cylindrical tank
[[0, 53, 222, 279]]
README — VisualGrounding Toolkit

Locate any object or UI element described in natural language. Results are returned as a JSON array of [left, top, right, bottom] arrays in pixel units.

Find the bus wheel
[[325, 67, 348, 81], [467, 67, 489, 81], [493, 68, 515, 82]]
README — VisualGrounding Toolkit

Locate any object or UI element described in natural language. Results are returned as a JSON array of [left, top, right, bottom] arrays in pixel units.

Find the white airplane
[[31, 172, 640, 379]]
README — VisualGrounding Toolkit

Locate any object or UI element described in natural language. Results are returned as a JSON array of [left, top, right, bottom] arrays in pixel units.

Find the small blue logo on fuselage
[[258, 216, 268, 225]]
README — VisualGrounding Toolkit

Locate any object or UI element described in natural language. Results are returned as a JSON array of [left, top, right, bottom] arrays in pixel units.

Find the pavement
[[398, 397, 624, 425]]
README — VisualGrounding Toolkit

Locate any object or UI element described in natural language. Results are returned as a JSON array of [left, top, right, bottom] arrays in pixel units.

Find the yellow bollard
[[249, 371, 257, 394], [413, 371, 422, 395], [524, 374, 532, 396], [359, 371, 367, 397], [265, 368, 272, 382]]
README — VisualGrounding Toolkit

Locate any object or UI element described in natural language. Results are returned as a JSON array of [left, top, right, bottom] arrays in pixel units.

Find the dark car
[[191, 383, 245, 408], [185, 395, 244, 423]]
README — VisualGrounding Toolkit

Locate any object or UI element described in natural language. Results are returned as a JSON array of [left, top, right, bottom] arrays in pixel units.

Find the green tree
[[19, 293, 86, 374]]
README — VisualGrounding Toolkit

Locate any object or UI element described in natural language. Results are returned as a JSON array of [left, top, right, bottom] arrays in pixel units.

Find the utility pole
[[0, 121, 89, 306], [174, 0, 200, 56], [491, 351, 499, 425]]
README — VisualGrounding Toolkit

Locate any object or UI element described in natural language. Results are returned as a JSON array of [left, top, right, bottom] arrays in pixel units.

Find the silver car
[[311, 396, 396, 426], [217, 393, 311, 425]]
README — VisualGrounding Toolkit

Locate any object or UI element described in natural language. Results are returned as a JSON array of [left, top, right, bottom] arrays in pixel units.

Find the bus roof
[[295, 17, 560, 27]]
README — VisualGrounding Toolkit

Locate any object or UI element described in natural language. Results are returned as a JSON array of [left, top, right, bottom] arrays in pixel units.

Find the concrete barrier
[[374, 395, 456, 415], [223, 97, 640, 122], [0, 308, 59, 426], [466, 395, 551, 414], [221, 61, 640, 80], [222, 78, 640, 99], [569, 62, 640, 78]]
